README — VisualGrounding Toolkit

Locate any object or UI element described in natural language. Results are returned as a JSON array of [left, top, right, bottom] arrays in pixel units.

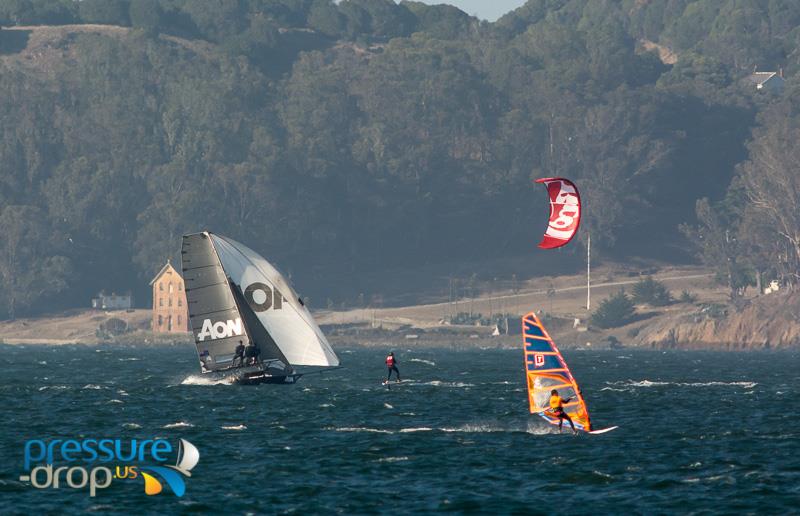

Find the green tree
[[631, 276, 673, 306], [591, 289, 635, 329]]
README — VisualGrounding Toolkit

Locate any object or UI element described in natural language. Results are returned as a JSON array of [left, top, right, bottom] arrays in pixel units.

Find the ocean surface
[[0, 344, 798, 514]]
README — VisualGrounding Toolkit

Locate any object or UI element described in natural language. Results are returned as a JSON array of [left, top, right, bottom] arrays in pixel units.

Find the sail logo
[[245, 282, 284, 312], [19, 438, 199, 498], [197, 318, 243, 341]]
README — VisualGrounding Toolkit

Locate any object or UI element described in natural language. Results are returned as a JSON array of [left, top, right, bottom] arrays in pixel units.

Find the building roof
[[747, 71, 783, 86], [149, 260, 183, 286]]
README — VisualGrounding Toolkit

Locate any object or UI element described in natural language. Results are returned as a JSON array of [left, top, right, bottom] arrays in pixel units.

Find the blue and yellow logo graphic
[[19, 437, 200, 497]]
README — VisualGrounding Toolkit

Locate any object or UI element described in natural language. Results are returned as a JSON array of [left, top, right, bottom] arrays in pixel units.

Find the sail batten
[[523, 311, 592, 432]]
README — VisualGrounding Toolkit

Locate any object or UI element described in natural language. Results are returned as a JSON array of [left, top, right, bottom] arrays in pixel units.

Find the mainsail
[[181, 231, 339, 375], [181, 232, 256, 372], [522, 311, 592, 431]]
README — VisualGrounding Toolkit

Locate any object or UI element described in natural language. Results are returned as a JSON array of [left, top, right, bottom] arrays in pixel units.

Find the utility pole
[[587, 233, 591, 311]]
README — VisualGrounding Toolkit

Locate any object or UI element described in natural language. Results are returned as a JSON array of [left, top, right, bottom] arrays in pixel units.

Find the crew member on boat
[[232, 340, 245, 367], [549, 389, 577, 434]]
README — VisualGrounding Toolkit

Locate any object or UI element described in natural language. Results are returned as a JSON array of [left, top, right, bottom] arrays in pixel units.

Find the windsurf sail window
[[523, 312, 592, 431], [209, 234, 339, 368]]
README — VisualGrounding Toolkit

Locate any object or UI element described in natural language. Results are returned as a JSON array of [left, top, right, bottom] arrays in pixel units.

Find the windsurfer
[[549, 389, 577, 434], [386, 352, 400, 382]]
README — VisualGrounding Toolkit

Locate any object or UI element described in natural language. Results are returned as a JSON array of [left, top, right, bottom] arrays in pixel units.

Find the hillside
[[1, 1, 799, 327]]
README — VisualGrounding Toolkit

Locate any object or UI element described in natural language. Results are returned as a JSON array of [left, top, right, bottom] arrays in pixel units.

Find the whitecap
[[399, 427, 433, 433], [163, 421, 194, 429], [377, 456, 409, 463], [319, 403, 335, 408], [122, 423, 141, 429], [221, 425, 247, 431], [409, 358, 436, 366], [82, 384, 105, 390], [108, 399, 124, 404], [181, 375, 234, 386], [415, 381, 474, 388], [335, 427, 393, 434], [384, 403, 394, 409]]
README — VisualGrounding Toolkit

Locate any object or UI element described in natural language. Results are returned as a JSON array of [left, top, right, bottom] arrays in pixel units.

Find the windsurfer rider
[[549, 389, 577, 434], [386, 352, 400, 382]]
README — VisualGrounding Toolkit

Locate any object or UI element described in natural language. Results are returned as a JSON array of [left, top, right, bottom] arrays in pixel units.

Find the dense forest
[[1, 0, 799, 318]]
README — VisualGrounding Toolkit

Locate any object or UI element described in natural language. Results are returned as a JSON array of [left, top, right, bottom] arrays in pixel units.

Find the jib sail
[[522, 311, 592, 431], [208, 233, 339, 368]]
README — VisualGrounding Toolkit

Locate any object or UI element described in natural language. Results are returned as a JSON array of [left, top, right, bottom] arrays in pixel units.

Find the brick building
[[150, 260, 189, 333]]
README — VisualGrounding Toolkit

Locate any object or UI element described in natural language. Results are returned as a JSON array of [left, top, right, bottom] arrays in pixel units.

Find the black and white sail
[[181, 231, 339, 378]]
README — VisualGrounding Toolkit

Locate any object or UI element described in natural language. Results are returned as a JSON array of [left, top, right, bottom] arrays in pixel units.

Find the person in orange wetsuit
[[385, 352, 401, 382], [549, 389, 577, 434]]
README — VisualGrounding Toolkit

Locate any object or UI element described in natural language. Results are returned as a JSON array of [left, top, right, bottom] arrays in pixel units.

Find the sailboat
[[522, 311, 617, 434], [181, 231, 340, 384]]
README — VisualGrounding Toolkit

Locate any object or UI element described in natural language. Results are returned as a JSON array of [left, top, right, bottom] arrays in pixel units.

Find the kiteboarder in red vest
[[386, 352, 400, 382]]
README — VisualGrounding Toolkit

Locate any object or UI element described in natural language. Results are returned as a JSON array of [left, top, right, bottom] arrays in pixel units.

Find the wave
[[122, 423, 141, 429], [399, 427, 433, 433], [412, 381, 475, 388], [108, 399, 124, 404], [221, 424, 247, 431], [180, 375, 235, 386], [409, 358, 436, 366], [118, 358, 140, 362], [163, 421, 194, 429], [377, 456, 409, 463], [384, 403, 394, 409], [607, 380, 757, 389], [335, 427, 393, 434], [82, 384, 106, 390], [38, 385, 70, 391]]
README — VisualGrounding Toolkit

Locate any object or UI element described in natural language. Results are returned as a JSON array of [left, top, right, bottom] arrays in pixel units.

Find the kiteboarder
[[385, 352, 400, 382], [549, 389, 577, 434]]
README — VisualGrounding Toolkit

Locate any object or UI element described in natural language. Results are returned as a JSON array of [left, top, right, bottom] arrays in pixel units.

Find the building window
[[169, 283, 174, 293], [159, 282, 163, 291], [179, 284, 183, 291], [169, 297, 173, 307], [178, 315, 182, 325], [158, 315, 163, 326], [159, 298, 163, 307], [178, 298, 182, 307], [167, 315, 172, 331]]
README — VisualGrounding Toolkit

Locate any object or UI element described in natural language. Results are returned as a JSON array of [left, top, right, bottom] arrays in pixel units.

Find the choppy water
[[1, 344, 798, 514]]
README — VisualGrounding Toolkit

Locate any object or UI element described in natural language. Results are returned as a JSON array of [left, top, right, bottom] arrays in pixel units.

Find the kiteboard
[[522, 311, 617, 434]]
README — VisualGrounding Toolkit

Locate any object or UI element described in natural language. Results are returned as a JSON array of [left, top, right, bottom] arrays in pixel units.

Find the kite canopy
[[522, 311, 592, 431], [535, 177, 581, 249]]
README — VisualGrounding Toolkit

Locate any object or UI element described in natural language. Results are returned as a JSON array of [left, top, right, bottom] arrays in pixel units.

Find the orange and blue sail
[[523, 311, 592, 431]]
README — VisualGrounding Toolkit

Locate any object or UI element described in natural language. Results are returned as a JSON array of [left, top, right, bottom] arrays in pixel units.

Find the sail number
[[244, 283, 284, 312]]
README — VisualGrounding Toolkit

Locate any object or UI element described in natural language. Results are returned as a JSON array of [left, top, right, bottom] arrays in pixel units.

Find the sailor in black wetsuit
[[232, 341, 245, 367]]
